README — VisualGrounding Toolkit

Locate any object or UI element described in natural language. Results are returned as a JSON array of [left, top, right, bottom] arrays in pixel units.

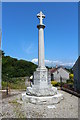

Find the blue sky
[[2, 2, 78, 67], [0, 2, 2, 32]]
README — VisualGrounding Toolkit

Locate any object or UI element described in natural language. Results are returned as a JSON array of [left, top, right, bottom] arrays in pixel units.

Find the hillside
[[2, 54, 37, 81]]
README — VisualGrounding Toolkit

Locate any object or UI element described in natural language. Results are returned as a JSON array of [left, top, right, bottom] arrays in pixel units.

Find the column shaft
[[38, 27, 45, 68]]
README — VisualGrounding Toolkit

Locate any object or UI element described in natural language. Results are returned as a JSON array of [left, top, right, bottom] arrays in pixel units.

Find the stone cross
[[37, 11, 45, 25]]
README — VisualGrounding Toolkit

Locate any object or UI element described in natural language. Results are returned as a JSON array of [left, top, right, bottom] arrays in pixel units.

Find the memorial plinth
[[22, 11, 63, 104]]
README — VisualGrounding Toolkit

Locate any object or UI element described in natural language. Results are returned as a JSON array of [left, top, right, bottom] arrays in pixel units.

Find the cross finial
[[37, 11, 45, 25]]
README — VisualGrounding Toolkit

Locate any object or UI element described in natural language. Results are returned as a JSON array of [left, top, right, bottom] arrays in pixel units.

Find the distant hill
[[2, 54, 37, 80]]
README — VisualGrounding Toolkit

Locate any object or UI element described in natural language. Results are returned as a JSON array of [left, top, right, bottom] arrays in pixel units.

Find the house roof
[[49, 66, 70, 74], [49, 68, 57, 73], [73, 56, 80, 69]]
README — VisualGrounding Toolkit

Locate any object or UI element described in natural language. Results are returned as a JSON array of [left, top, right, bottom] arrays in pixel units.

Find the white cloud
[[31, 58, 74, 67], [32, 58, 38, 63]]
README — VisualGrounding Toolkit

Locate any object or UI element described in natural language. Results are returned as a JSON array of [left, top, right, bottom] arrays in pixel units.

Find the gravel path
[[0, 90, 78, 118]]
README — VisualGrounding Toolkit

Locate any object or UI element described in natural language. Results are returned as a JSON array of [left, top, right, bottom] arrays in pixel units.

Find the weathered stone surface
[[22, 92, 63, 105], [26, 85, 58, 97], [26, 68, 58, 96], [33, 69, 51, 88]]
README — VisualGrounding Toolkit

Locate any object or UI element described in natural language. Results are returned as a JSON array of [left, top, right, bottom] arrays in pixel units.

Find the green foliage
[[69, 74, 74, 80], [2, 51, 37, 89], [51, 81, 58, 86], [65, 68, 73, 74], [51, 80, 65, 87], [66, 79, 74, 84], [2, 55, 37, 82], [2, 81, 7, 88], [2, 80, 26, 89]]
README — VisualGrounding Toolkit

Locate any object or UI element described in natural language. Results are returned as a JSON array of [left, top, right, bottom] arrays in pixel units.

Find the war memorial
[[22, 11, 63, 104]]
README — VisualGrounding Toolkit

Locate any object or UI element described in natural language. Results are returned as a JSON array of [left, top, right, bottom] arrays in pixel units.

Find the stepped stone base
[[22, 92, 63, 105], [22, 68, 63, 105]]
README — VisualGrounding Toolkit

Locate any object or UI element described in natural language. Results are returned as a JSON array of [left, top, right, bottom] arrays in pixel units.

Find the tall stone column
[[23, 11, 63, 104], [26, 11, 57, 95], [37, 11, 45, 69]]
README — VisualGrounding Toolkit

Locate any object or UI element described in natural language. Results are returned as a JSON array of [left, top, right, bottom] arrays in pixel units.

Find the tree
[[2, 53, 37, 81]]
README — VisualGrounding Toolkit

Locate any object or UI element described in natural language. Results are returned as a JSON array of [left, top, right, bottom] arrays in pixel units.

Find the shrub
[[2, 81, 26, 90], [57, 82, 61, 87], [69, 74, 74, 80], [51, 81, 58, 86], [66, 79, 74, 84], [2, 81, 7, 89]]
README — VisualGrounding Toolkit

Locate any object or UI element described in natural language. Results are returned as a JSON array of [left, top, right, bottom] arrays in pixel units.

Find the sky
[[0, 2, 2, 50], [0, 3, 2, 30], [2, 2, 78, 67], [78, 2, 80, 56]]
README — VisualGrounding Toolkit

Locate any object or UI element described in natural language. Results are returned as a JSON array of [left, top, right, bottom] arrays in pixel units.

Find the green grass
[[2, 81, 26, 90]]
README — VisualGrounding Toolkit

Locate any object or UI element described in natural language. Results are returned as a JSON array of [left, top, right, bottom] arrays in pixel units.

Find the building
[[49, 66, 70, 83], [0, 53, 1, 89], [73, 56, 80, 92], [0, 31, 2, 89]]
